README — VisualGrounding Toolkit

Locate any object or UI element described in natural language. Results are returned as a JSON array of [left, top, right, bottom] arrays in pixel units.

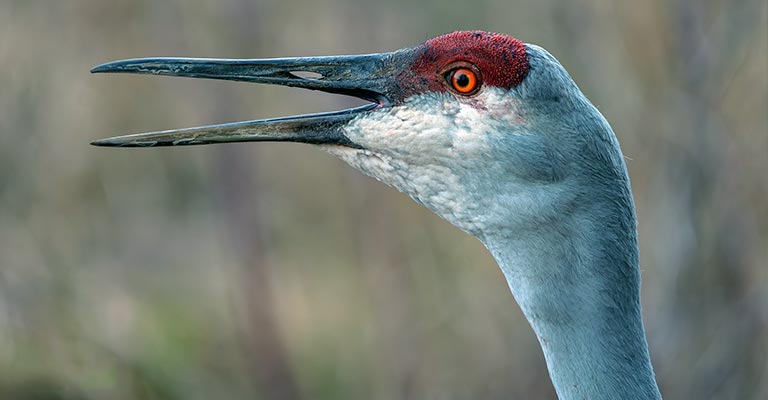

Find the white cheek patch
[[355, 98, 455, 159], [345, 90, 515, 159], [323, 145, 482, 234], [322, 88, 519, 235]]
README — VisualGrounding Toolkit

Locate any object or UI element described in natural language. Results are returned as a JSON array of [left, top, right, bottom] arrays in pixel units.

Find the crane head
[[93, 31, 622, 238]]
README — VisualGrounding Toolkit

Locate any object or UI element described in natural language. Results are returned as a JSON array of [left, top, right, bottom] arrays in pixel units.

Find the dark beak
[[90, 51, 403, 147]]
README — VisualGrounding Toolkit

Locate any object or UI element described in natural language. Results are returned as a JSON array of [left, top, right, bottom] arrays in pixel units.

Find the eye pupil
[[448, 67, 479, 94], [455, 73, 470, 87]]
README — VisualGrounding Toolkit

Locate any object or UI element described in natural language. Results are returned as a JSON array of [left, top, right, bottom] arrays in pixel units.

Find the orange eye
[[449, 68, 479, 94]]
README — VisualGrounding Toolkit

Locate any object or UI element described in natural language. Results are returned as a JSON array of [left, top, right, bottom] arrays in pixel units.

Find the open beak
[[90, 51, 404, 147]]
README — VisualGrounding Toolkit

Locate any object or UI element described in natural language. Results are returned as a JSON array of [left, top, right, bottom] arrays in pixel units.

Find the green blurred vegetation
[[0, 0, 766, 399]]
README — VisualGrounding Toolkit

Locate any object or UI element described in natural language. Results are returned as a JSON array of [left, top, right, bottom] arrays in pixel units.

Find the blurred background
[[1, 0, 766, 399]]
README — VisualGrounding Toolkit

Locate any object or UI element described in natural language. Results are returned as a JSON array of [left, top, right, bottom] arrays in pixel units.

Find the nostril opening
[[290, 71, 324, 80]]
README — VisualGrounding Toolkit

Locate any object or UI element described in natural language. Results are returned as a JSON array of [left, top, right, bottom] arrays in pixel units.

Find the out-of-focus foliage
[[0, 0, 765, 399]]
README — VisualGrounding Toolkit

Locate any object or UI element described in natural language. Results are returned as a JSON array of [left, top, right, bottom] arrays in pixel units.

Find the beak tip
[[90, 138, 111, 147], [91, 137, 132, 147], [91, 135, 165, 148], [91, 63, 115, 74], [90, 64, 106, 74], [91, 60, 131, 74]]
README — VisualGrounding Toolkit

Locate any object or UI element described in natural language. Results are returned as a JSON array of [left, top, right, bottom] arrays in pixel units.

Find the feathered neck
[[482, 183, 662, 399]]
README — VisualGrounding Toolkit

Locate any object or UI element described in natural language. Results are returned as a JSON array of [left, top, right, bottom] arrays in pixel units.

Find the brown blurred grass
[[0, 0, 766, 399]]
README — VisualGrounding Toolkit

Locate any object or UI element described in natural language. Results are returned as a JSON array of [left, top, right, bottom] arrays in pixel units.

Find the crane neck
[[481, 187, 662, 400]]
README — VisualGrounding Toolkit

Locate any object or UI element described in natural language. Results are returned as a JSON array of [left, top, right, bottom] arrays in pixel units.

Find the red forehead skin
[[397, 31, 529, 98]]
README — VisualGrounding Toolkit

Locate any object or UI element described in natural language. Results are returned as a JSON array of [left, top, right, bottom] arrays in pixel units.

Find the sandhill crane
[[92, 31, 663, 399]]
